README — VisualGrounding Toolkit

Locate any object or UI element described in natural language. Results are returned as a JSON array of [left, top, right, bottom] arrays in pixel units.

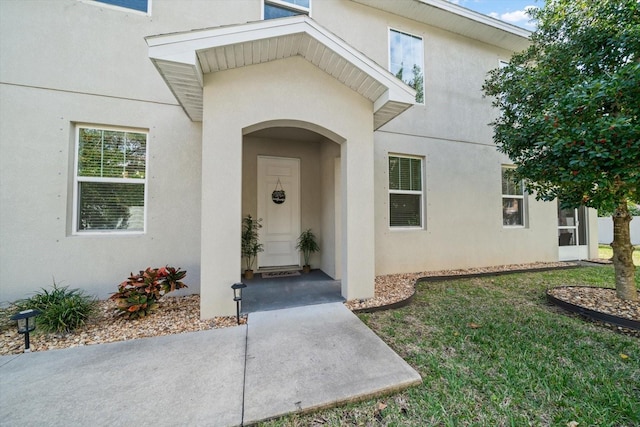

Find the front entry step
[[257, 265, 301, 273]]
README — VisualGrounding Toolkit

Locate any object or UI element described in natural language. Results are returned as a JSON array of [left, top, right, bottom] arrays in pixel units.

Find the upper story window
[[389, 155, 424, 228], [264, 0, 310, 20], [502, 165, 526, 227], [74, 125, 147, 234], [93, 0, 148, 13], [389, 29, 424, 103]]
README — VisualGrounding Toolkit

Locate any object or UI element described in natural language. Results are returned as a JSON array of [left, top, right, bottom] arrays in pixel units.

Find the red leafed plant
[[110, 266, 187, 318]]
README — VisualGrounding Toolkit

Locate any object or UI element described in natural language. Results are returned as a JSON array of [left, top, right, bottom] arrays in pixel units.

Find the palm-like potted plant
[[296, 229, 320, 273], [241, 214, 263, 279]]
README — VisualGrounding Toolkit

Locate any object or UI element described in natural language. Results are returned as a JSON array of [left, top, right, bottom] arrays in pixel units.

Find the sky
[[446, 0, 545, 30]]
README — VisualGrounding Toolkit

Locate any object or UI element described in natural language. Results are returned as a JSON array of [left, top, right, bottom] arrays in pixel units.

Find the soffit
[[351, 0, 531, 52], [147, 16, 416, 130]]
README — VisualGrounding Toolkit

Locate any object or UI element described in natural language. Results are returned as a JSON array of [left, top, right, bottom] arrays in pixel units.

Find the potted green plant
[[241, 214, 263, 279], [296, 229, 320, 273]]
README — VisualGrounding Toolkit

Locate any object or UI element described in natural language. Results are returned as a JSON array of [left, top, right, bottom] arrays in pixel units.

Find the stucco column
[[341, 134, 375, 300], [200, 113, 242, 319]]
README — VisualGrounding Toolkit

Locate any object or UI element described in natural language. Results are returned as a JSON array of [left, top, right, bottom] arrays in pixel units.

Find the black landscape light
[[10, 309, 41, 352], [231, 282, 246, 325]]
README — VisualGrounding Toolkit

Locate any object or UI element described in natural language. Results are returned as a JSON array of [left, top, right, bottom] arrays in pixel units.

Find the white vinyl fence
[[598, 216, 640, 245]]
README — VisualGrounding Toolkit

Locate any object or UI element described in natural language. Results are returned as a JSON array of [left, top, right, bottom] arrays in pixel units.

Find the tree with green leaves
[[483, 0, 639, 301], [395, 63, 424, 103]]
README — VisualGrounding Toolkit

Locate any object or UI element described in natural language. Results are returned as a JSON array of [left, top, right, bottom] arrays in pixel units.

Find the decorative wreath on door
[[272, 178, 286, 204]]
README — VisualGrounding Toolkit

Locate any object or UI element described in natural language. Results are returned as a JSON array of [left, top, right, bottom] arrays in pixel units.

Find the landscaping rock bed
[[0, 296, 246, 356], [547, 286, 640, 334], [3, 261, 637, 356]]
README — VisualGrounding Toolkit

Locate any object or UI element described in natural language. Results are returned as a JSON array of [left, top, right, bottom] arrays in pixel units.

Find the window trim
[[262, 0, 311, 19], [388, 27, 425, 105], [388, 154, 425, 230], [501, 165, 527, 228], [72, 124, 149, 236], [82, 0, 151, 15]]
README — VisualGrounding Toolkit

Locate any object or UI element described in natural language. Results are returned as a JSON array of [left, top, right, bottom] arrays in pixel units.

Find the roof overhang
[[146, 16, 416, 130], [351, 0, 531, 52]]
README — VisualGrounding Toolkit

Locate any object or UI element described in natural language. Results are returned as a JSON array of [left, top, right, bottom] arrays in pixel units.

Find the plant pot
[[302, 265, 311, 274], [244, 270, 254, 279]]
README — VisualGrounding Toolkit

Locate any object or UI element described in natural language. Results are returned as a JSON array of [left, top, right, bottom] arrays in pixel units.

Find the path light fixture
[[231, 282, 246, 325], [10, 309, 41, 352]]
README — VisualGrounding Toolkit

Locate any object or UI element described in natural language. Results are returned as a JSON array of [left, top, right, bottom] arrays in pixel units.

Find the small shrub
[[11, 282, 97, 333], [111, 266, 187, 318]]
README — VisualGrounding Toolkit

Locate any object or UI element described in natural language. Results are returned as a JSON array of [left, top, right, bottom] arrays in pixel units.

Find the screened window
[[74, 126, 147, 233], [502, 166, 526, 227], [389, 29, 424, 103], [94, 0, 148, 13], [389, 155, 423, 228], [264, 0, 309, 19]]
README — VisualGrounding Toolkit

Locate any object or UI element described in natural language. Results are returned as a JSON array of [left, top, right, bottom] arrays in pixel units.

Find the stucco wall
[[200, 56, 375, 317], [373, 132, 559, 274], [1, 0, 583, 308], [0, 0, 250, 303], [0, 81, 202, 304]]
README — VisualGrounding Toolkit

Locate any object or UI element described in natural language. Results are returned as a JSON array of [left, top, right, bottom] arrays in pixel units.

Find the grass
[[260, 266, 640, 427], [598, 244, 640, 266]]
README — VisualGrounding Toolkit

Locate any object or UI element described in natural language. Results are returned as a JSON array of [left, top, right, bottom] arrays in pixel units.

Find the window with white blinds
[[389, 155, 423, 228], [74, 126, 147, 233]]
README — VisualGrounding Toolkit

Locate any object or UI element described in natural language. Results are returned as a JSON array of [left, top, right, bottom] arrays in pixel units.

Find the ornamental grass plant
[[10, 283, 97, 333]]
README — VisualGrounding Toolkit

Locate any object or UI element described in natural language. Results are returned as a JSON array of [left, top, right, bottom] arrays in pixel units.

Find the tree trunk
[[611, 202, 637, 301]]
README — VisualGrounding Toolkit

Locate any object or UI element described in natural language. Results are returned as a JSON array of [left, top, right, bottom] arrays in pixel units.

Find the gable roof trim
[[147, 16, 416, 129], [351, 0, 531, 52]]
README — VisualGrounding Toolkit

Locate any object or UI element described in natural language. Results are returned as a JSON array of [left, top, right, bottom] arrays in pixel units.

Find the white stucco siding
[[374, 132, 559, 275], [312, 0, 517, 145], [319, 142, 342, 279], [0, 84, 202, 304], [2, 0, 577, 312], [0, 0, 258, 105], [200, 56, 375, 317]]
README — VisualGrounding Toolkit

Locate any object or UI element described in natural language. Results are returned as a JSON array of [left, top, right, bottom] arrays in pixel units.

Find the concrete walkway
[[0, 303, 421, 427]]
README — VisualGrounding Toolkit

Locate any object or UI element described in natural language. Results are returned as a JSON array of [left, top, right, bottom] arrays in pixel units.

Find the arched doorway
[[243, 122, 343, 280]]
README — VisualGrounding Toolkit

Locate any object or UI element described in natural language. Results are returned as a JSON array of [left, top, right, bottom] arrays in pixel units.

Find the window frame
[[262, 0, 311, 19], [72, 124, 149, 236], [388, 27, 425, 104], [501, 165, 527, 228], [388, 154, 424, 230], [83, 0, 151, 15]]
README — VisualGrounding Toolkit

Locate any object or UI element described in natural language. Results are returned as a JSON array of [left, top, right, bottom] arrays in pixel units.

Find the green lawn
[[260, 266, 640, 427], [599, 244, 640, 266]]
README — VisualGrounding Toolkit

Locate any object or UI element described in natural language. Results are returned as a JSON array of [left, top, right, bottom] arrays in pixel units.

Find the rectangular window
[[389, 155, 423, 228], [264, 0, 310, 20], [502, 165, 526, 227], [94, 0, 148, 13], [389, 29, 424, 103], [74, 126, 147, 233]]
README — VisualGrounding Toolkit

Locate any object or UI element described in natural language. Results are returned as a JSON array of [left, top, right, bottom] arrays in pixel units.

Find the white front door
[[257, 156, 301, 268], [558, 203, 589, 261]]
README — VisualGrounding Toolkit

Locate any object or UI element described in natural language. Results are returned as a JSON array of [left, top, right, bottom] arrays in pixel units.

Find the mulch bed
[[2, 261, 637, 355]]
